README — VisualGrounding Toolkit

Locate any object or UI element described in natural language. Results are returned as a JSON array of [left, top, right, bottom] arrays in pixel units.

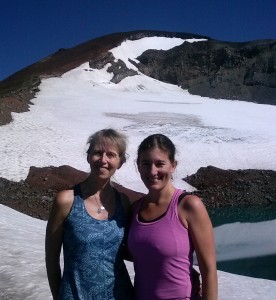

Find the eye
[[155, 161, 167, 167], [92, 151, 102, 157], [106, 152, 118, 159]]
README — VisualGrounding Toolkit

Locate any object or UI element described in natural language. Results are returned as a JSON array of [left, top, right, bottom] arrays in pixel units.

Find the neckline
[[137, 189, 181, 224], [76, 185, 120, 222]]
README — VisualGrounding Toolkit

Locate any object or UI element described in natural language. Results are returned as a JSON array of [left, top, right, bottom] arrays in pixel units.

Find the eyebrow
[[93, 148, 117, 153], [140, 159, 166, 163]]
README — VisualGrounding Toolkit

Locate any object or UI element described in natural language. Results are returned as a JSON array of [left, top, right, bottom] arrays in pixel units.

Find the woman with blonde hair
[[46, 128, 134, 299]]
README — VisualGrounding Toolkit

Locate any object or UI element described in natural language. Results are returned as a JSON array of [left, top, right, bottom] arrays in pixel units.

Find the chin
[[97, 173, 111, 180], [145, 183, 162, 190]]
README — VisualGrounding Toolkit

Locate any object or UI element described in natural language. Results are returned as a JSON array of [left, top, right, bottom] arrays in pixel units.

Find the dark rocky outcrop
[[183, 166, 276, 207], [1, 165, 275, 221], [89, 52, 138, 83]]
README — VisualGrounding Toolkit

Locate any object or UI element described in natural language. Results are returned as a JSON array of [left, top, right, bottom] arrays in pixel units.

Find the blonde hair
[[87, 128, 128, 164]]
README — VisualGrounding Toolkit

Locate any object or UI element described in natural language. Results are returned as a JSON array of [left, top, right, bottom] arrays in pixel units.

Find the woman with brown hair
[[128, 134, 217, 300]]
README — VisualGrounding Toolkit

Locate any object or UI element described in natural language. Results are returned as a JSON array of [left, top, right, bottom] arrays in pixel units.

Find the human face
[[87, 141, 121, 180], [138, 147, 176, 191]]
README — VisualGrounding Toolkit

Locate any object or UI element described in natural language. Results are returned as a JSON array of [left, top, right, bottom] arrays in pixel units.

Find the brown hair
[[137, 134, 176, 164]]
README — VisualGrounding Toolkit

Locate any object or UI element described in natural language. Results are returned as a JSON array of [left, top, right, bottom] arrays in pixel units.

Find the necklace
[[94, 195, 106, 214]]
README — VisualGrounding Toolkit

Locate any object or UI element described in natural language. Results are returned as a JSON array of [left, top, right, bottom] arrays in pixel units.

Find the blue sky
[[0, 0, 275, 80]]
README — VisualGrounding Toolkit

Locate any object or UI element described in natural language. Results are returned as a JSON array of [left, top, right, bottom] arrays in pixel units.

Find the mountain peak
[[0, 31, 275, 126]]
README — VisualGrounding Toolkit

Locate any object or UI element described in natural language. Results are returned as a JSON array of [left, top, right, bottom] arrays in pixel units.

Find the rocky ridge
[[0, 165, 275, 221], [135, 39, 276, 104]]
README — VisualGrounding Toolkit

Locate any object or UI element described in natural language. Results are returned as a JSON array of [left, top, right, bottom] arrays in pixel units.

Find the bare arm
[[180, 195, 218, 300], [45, 190, 73, 300]]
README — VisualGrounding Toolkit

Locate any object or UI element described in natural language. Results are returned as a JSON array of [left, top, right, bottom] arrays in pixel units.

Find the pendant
[[97, 206, 105, 214]]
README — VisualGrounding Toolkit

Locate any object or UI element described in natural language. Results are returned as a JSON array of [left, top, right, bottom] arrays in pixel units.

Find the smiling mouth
[[148, 177, 159, 183], [96, 166, 109, 172]]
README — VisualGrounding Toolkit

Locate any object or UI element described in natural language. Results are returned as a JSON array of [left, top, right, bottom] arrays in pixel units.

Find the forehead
[[92, 138, 119, 152], [139, 147, 169, 160]]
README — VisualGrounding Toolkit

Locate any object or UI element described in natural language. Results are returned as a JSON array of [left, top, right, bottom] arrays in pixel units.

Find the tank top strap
[[71, 184, 85, 210], [73, 184, 82, 197], [171, 188, 184, 206], [168, 189, 184, 219]]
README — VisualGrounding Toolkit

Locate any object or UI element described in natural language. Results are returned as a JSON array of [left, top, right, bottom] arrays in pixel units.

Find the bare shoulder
[[46, 189, 74, 234], [179, 193, 212, 227], [51, 189, 74, 219], [179, 193, 209, 219], [56, 189, 74, 203], [56, 189, 74, 206], [180, 193, 204, 211]]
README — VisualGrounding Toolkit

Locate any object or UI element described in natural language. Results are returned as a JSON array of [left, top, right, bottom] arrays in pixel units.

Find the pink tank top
[[127, 189, 194, 300]]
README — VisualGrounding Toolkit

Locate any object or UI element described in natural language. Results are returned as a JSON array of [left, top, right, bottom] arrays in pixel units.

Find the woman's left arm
[[181, 195, 218, 300]]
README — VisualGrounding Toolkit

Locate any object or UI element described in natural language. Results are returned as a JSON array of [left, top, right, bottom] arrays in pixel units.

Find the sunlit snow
[[1, 36, 276, 299]]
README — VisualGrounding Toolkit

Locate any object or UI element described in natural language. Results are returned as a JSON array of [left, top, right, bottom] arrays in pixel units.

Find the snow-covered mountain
[[0, 30, 275, 127]]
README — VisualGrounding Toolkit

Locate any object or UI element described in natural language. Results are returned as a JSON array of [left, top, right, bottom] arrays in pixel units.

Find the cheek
[[112, 158, 121, 169]]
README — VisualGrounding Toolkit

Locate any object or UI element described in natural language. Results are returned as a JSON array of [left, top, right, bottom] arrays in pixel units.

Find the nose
[[99, 152, 108, 163], [149, 164, 158, 175]]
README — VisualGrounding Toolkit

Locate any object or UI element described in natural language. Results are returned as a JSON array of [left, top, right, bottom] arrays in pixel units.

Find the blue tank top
[[59, 185, 134, 300]]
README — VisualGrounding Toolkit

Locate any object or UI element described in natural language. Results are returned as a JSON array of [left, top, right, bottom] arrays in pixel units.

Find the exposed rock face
[[183, 166, 276, 207], [107, 59, 138, 83], [135, 39, 276, 104], [89, 52, 138, 83]]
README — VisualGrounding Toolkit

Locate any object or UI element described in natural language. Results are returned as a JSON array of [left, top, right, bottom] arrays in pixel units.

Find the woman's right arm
[[45, 190, 73, 300]]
